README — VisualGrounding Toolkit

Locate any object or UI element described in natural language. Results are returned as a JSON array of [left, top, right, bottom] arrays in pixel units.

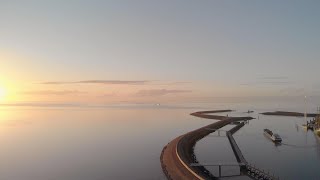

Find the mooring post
[[219, 165, 221, 177]]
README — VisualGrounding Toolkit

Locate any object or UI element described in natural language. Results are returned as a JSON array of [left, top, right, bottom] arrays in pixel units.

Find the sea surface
[[0, 99, 319, 180]]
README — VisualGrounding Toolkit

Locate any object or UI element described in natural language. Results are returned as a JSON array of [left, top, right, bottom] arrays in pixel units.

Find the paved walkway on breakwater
[[161, 110, 253, 180]]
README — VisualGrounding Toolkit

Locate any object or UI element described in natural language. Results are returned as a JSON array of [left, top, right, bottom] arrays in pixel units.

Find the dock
[[226, 122, 247, 166], [226, 122, 280, 180], [160, 110, 279, 180]]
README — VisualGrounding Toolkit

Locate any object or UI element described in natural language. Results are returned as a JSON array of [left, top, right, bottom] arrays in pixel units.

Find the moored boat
[[264, 129, 282, 143]]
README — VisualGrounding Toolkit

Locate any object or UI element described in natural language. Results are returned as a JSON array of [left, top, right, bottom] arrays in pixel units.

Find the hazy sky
[[1, 0, 320, 104]]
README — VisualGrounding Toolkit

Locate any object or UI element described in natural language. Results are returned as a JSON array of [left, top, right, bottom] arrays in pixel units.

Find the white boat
[[264, 129, 282, 143]]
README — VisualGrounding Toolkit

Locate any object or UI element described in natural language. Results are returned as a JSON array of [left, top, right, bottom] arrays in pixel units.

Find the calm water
[[0, 105, 211, 180], [0, 100, 319, 180], [195, 104, 320, 180]]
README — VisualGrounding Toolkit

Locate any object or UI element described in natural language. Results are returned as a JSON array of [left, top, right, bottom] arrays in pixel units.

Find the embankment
[[160, 110, 253, 180]]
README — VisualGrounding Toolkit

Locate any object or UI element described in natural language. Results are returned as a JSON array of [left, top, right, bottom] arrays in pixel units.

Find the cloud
[[41, 80, 149, 85], [154, 81, 192, 86], [21, 90, 86, 95], [279, 87, 305, 94], [240, 76, 291, 86], [99, 92, 119, 97], [258, 76, 289, 80], [240, 81, 291, 86], [170, 81, 191, 85], [0, 102, 83, 107], [135, 89, 192, 96]]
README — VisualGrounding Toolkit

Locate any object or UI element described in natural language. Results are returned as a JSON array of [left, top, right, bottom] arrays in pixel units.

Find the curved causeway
[[160, 110, 253, 180]]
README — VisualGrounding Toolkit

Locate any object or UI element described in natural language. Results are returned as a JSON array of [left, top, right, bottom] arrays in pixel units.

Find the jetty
[[161, 110, 280, 180], [227, 123, 280, 180], [161, 110, 252, 179], [227, 122, 247, 165]]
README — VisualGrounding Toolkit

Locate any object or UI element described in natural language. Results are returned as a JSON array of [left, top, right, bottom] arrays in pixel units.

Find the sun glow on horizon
[[0, 86, 7, 101]]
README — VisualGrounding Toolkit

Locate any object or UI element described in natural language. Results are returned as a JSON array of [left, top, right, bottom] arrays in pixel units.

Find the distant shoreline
[[261, 111, 317, 117]]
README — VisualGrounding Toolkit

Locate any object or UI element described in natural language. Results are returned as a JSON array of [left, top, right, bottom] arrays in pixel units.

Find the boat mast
[[317, 107, 318, 128], [316, 106, 320, 128], [304, 96, 307, 123]]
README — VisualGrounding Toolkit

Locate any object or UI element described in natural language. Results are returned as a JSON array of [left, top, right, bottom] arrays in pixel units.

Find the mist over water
[[0, 99, 319, 180]]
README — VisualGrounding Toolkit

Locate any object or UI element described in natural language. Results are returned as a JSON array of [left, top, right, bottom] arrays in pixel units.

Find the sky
[[1, 0, 320, 104]]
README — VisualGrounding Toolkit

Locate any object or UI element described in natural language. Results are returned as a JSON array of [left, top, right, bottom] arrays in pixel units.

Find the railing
[[190, 162, 280, 179], [190, 163, 242, 178]]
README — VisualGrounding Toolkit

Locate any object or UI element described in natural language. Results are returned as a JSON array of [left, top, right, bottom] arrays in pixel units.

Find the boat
[[301, 121, 314, 131], [314, 110, 320, 136], [264, 129, 282, 143], [315, 121, 320, 137], [302, 118, 318, 131]]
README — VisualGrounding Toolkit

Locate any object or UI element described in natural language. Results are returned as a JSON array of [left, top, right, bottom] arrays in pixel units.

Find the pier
[[226, 122, 247, 166], [160, 110, 279, 180], [226, 122, 280, 180]]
